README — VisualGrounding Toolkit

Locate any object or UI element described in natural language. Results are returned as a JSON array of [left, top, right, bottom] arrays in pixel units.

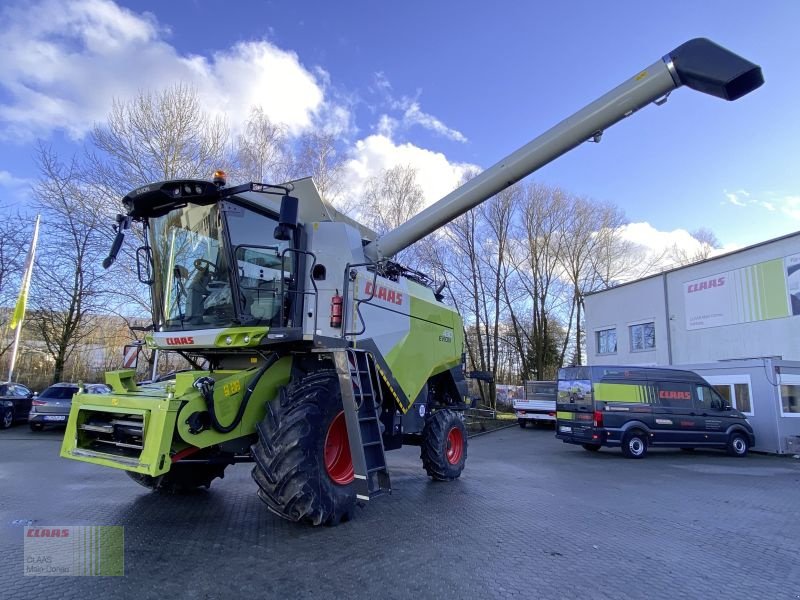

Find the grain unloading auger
[[61, 39, 762, 525]]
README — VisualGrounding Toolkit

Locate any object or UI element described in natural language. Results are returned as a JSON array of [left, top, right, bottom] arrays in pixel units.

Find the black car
[[29, 383, 111, 431], [0, 382, 35, 428]]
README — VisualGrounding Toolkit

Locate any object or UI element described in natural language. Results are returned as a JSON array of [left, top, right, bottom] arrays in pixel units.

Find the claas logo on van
[[658, 390, 691, 401]]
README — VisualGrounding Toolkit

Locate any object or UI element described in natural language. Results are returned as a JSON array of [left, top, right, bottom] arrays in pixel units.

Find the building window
[[704, 375, 753, 416], [781, 383, 800, 416], [596, 329, 617, 355], [733, 383, 752, 414], [629, 322, 655, 352]]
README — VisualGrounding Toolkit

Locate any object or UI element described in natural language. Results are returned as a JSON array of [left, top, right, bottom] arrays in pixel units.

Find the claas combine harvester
[[61, 39, 762, 525]]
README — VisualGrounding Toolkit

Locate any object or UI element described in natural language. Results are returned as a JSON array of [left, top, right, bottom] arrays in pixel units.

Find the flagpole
[[7, 215, 40, 382]]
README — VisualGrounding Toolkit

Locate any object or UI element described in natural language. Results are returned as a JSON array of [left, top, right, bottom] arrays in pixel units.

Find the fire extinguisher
[[330, 289, 343, 328]]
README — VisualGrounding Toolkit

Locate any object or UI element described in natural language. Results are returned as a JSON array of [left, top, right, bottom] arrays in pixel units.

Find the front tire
[[621, 430, 648, 459], [727, 432, 749, 457], [251, 371, 356, 526], [421, 409, 467, 481]]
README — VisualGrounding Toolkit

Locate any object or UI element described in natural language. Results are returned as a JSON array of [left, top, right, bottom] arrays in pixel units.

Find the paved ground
[[1, 424, 799, 599]]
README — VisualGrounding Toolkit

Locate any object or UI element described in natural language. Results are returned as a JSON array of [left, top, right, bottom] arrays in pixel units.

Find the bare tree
[[295, 131, 347, 209], [88, 83, 229, 198], [31, 145, 108, 383], [559, 195, 627, 365], [476, 185, 519, 393], [670, 227, 721, 266], [362, 165, 424, 230], [233, 107, 295, 184], [507, 183, 571, 380], [422, 176, 518, 407]]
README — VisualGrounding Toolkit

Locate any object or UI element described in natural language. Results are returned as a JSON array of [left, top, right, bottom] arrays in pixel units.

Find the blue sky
[[0, 0, 798, 254]]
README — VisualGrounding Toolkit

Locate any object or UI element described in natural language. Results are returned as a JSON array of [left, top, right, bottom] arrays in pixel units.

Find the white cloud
[[723, 190, 750, 206], [0, 170, 34, 207], [370, 73, 467, 143], [339, 133, 478, 216], [0, 0, 346, 140], [615, 222, 729, 278], [400, 102, 467, 143], [723, 188, 800, 221]]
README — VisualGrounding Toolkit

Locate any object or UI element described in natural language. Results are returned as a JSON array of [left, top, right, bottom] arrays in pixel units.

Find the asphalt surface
[[1, 423, 799, 599]]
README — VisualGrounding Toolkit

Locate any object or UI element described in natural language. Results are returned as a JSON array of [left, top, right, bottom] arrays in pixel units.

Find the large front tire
[[251, 371, 356, 526], [421, 409, 468, 481]]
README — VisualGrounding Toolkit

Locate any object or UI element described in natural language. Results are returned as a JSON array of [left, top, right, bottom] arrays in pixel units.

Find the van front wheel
[[726, 432, 749, 457], [621, 431, 648, 459]]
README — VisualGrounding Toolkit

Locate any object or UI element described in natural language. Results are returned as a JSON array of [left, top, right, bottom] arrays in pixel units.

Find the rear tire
[[621, 430, 648, 459], [251, 371, 356, 526], [421, 409, 467, 481], [126, 458, 228, 493], [582, 443, 601, 452], [726, 432, 749, 457], [518, 419, 527, 429]]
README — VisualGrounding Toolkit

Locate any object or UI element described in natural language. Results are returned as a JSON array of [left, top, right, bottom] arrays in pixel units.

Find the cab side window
[[655, 382, 692, 408], [695, 385, 724, 411]]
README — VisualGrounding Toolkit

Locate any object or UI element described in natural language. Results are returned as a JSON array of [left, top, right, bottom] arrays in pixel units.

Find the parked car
[[0, 382, 35, 428], [29, 383, 112, 431]]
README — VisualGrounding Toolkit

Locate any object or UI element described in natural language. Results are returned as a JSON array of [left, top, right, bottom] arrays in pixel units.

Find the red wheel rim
[[446, 426, 464, 465], [324, 411, 354, 485]]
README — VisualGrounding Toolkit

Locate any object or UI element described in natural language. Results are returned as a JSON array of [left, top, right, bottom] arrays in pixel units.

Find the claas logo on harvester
[[364, 281, 403, 305]]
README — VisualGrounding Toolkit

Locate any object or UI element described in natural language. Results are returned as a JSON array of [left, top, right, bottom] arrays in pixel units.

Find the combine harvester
[[61, 39, 763, 525]]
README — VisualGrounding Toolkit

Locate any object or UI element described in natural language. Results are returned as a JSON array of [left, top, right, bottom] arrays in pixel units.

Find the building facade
[[585, 230, 800, 367], [584, 231, 800, 453]]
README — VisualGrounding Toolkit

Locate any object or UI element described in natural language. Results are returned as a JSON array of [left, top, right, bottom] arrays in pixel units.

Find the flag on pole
[[9, 215, 40, 330]]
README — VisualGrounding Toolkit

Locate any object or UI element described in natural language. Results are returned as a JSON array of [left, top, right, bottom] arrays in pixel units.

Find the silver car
[[29, 383, 111, 431]]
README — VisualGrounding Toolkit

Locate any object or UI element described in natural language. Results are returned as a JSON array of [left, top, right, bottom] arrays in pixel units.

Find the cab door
[[651, 381, 701, 446], [693, 384, 728, 444]]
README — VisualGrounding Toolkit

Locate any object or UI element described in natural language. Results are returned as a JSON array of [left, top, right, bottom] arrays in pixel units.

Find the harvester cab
[[62, 38, 763, 526]]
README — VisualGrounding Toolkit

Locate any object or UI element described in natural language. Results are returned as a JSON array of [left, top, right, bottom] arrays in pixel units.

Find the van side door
[[693, 384, 728, 444], [652, 381, 700, 446]]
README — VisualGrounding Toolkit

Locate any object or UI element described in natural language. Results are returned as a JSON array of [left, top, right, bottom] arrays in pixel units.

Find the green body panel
[[60, 388, 181, 477], [593, 382, 647, 403], [174, 358, 291, 446], [106, 369, 138, 393], [59, 358, 292, 476], [385, 284, 464, 411]]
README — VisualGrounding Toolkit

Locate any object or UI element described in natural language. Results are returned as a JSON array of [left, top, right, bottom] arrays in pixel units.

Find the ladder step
[[366, 466, 388, 474], [362, 441, 382, 447]]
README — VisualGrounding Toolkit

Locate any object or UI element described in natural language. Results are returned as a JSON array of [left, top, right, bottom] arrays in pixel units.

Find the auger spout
[[364, 38, 763, 262]]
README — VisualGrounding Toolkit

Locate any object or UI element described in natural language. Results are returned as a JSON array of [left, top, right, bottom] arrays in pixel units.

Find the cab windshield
[[149, 202, 293, 331]]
